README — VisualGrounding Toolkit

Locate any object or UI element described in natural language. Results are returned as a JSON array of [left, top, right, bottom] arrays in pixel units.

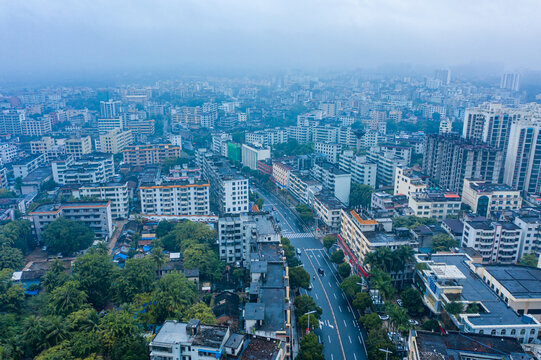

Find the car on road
[[397, 299, 403, 307], [296, 248, 301, 256], [317, 267, 325, 276], [378, 312, 389, 321], [408, 319, 419, 326], [308, 284, 312, 291]]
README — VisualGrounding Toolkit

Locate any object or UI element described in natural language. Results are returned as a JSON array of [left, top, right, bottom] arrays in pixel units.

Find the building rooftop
[[442, 219, 464, 235], [411, 191, 461, 202], [429, 254, 538, 327], [483, 265, 541, 299], [466, 218, 520, 231], [467, 179, 517, 193], [412, 330, 532, 360], [245, 303, 265, 321], [239, 336, 282, 360], [23, 167, 52, 183], [151, 320, 229, 349], [30, 200, 110, 213]]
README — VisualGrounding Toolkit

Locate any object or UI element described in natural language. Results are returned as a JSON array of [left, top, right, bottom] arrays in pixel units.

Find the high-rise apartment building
[[423, 135, 504, 194], [339, 150, 377, 188], [22, 117, 52, 136], [100, 100, 121, 118], [501, 73, 520, 91], [0, 110, 24, 135], [241, 144, 270, 170], [504, 120, 541, 195]]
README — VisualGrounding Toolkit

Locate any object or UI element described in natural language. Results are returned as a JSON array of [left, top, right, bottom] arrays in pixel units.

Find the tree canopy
[[430, 234, 458, 253], [349, 183, 374, 208], [289, 267, 311, 289], [42, 217, 94, 256]]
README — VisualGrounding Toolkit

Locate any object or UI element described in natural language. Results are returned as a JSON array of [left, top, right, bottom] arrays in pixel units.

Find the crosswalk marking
[[281, 232, 313, 239]]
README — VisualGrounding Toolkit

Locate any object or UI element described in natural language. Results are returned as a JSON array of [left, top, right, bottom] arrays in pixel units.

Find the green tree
[[183, 243, 224, 282], [295, 204, 314, 224], [99, 309, 148, 360], [337, 262, 351, 278], [422, 319, 440, 332], [519, 253, 538, 267], [339, 275, 362, 298], [352, 292, 373, 314], [445, 301, 464, 315], [0, 219, 34, 254], [0, 245, 24, 271], [296, 332, 324, 360], [48, 281, 89, 316], [431, 234, 458, 252], [392, 216, 437, 229], [369, 268, 395, 301], [43, 259, 69, 292], [294, 295, 322, 320], [34, 341, 74, 360], [280, 237, 300, 267], [0, 269, 25, 312], [156, 221, 174, 238], [73, 250, 115, 308], [401, 287, 424, 315], [298, 313, 319, 331], [42, 217, 94, 256], [349, 183, 374, 208], [182, 302, 217, 325], [289, 267, 311, 289], [322, 235, 336, 250], [330, 249, 345, 264], [151, 272, 197, 322], [359, 313, 382, 332], [385, 303, 410, 334], [112, 256, 156, 304]]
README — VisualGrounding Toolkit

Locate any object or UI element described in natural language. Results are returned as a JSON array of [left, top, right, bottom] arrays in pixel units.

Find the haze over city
[[1, 0, 541, 80]]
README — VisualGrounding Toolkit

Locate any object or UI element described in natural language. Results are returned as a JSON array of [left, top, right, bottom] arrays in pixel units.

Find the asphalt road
[[254, 187, 368, 360]]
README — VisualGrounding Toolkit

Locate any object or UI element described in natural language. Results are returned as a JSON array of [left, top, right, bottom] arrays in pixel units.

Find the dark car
[[318, 267, 325, 276]]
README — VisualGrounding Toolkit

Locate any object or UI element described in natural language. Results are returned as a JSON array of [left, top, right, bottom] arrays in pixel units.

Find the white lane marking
[[331, 355, 334, 360], [343, 319, 348, 327], [349, 335, 352, 344], [353, 320, 357, 327], [347, 306, 352, 313], [328, 281, 332, 287], [358, 336, 362, 344], [328, 335, 332, 344], [338, 305, 342, 312], [333, 293, 337, 299], [318, 335, 321, 342], [342, 293, 346, 299], [354, 353, 358, 360], [315, 293, 319, 300]]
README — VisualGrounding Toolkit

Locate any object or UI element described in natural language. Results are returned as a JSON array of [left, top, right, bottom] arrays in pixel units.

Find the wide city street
[[255, 187, 368, 360]]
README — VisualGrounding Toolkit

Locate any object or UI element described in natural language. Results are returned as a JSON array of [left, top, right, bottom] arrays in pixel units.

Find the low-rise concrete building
[[29, 201, 113, 240], [408, 191, 461, 220]]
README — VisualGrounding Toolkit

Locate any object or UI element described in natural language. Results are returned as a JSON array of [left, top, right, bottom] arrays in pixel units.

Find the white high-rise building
[[241, 144, 270, 170], [314, 142, 342, 163], [100, 100, 121, 118], [501, 73, 520, 91], [504, 119, 541, 195]]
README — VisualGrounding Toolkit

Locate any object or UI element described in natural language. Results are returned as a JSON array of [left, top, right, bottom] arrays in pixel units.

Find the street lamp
[[378, 348, 392, 360], [303, 310, 317, 334]]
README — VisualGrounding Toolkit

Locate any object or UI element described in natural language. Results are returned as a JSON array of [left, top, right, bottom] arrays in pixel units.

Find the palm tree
[[151, 245, 167, 272], [43, 316, 70, 349]]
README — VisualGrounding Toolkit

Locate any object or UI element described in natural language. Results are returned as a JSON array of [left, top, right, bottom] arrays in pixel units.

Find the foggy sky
[[1, 0, 540, 78]]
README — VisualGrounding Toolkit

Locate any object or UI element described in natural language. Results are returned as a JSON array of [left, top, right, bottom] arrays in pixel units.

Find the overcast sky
[[1, 0, 540, 78]]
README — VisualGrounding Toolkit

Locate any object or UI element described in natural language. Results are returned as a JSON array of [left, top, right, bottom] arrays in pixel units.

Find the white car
[[408, 319, 419, 326], [378, 313, 390, 321], [397, 299, 403, 307]]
